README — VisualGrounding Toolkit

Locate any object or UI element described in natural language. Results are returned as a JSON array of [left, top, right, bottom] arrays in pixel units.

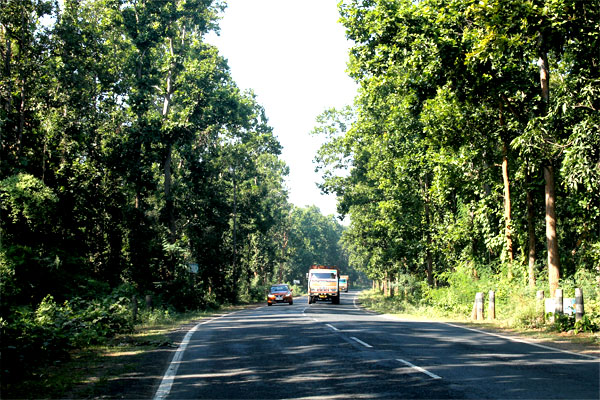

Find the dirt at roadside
[[63, 322, 193, 399]]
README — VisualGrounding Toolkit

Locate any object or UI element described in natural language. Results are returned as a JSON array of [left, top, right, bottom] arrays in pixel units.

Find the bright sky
[[206, 0, 357, 220]]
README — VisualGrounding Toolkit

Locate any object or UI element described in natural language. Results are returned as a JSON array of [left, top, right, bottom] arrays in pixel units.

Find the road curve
[[155, 291, 599, 399]]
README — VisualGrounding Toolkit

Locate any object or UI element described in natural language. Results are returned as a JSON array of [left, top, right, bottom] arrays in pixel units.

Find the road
[[156, 291, 599, 399]]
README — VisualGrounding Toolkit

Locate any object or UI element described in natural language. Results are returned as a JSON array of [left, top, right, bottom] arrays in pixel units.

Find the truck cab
[[307, 265, 340, 304], [339, 275, 349, 292]]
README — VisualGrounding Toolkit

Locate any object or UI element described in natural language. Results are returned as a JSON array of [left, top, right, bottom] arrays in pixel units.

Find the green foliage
[[317, 0, 600, 312], [362, 262, 599, 335], [283, 205, 356, 286], [574, 315, 598, 335], [551, 313, 576, 333], [1, 291, 133, 383], [0, 174, 58, 229], [0, 0, 295, 315], [510, 301, 545, 330]]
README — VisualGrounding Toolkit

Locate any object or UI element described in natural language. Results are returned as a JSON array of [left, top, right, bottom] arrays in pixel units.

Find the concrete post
[[536, 290, 545, 319], [131, 295, 137, 322], [575, 288, 584, 321], [488, 290, 496, 320], [145, 294, 154, 311], [554, 289, 563, 315], [476, 292, 484, 320], [536, 290, 545, 301]]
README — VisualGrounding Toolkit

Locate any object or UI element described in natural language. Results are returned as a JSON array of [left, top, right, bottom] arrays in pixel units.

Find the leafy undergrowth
[[2, 304, 257, 399], [358, 289, 600, 354]]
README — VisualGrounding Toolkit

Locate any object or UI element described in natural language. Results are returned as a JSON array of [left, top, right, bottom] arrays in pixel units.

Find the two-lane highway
[[156, 291, 599, 399]]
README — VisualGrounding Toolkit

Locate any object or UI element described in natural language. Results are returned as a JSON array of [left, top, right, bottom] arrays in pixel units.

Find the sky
[[206, 0, 357, 221]]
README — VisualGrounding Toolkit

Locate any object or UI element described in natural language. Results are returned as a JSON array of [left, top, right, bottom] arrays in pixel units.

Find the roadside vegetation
[[3, 299, 231, 399], [358, 267, 599, 347], [314, 0, 600, 343]]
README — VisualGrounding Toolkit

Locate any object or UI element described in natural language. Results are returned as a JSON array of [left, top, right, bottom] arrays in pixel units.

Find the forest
[[313, 0, 599, 327], [1, 0, 357, 383], [1, 0, 599, 389]]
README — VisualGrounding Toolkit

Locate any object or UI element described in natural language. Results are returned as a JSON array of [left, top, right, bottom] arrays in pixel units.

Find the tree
[[322, 0, 600, 298]]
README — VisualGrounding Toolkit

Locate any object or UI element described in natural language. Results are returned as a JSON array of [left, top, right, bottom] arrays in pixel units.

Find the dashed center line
[[397, 359, 442, 380], [307, 294, 442, 381], [351, 337, 373, 348]]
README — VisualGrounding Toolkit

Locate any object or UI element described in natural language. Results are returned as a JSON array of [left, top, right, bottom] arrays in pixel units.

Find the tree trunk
[[501, 142, 513, 264], [162, 36, 176, 243], [499, 105, 514, 265], [526, 171, 536, 288], [538, 41, 559, 297], [164, 143, 176, 242], [538, 53, 550, 105], [232, 174, 238, 286], [544, 163, 560, 297], [423, 175, 434, 287]]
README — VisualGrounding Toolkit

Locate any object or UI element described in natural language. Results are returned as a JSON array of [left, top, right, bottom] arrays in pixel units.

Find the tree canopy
[[314, 0, 599, 295], [1, 0, 353, 316]]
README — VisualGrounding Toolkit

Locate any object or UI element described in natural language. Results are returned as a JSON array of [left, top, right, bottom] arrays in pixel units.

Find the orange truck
[[307, 265, 340, 304], [339, 275, 349, 292]]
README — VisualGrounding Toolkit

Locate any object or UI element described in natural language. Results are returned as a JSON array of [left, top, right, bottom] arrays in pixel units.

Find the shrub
[[1, 292, 134, 384], [574, 315, 598, 334], [1, 306, 70, 383], [509, 300, 545, 329]]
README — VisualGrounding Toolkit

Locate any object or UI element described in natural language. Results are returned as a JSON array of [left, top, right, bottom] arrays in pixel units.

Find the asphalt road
[[156, 291, 599, 399]]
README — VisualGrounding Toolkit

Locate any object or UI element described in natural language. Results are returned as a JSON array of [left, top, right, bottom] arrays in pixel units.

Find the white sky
[[206, 0, 357, 220]]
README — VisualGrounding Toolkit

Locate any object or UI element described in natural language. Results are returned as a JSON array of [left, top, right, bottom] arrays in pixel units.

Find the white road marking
[[441, 322, 599, 360], [153, 311, 240, 400], [326, 323, 339, 331], [396, 359, 442, 380], [351, 337, 373, 348], [379, 313, 599, 360]]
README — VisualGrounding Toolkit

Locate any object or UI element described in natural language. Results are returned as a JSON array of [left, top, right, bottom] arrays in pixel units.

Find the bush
[[509, 300, 545, 329], [1, 291, 134, 384], [1, 307, 70, 383], [34, 294, 134, 347], [574, 315, 598, 334], [138, 307, 177, 326], [362, 261, 600, 336]]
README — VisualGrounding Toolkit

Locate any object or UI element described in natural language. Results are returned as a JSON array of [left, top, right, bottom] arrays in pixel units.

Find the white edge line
[[442, 321, 599, 360], [397, 358, 442, 380], [326, 323, 339, 331], [351, 336, 373, 348], [153, 312, 232, 400], [379, 313, 598, 361]]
